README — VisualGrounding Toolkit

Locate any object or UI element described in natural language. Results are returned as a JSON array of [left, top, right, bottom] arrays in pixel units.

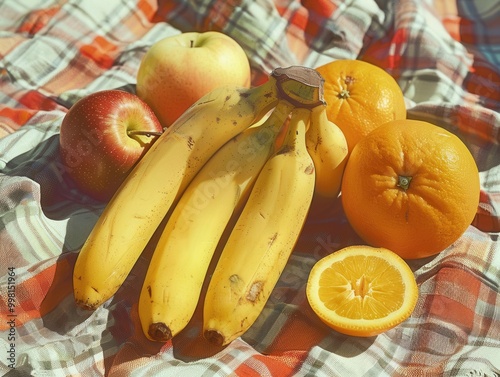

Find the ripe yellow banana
[[138, 99, 295, 342], [203, 107, 316, 347], [73, 80, 279, 310], [306, 104, 348, 200]]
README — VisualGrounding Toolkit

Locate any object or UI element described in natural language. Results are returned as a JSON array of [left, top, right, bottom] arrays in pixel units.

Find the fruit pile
[[307, 59, 480, 336], [69, 65, 347, 346], [61, 33, 481, 344]]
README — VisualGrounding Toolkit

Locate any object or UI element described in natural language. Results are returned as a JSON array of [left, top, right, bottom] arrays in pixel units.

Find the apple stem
[[190, 40, 194, 48], [128, 128, 165, 137]]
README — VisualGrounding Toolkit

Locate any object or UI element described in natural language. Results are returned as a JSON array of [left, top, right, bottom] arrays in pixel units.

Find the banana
[[138, 99, 295, 342], [73, 80, 279, 310], [202, 106, 316, 347], [306, 104, 348, 201]]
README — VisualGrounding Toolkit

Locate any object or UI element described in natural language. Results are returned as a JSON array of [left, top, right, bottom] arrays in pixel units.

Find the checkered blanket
[[1, 0, 499, 376]]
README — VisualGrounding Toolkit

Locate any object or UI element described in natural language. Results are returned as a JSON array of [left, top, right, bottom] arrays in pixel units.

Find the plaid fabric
[[1, 0, 500, 375]]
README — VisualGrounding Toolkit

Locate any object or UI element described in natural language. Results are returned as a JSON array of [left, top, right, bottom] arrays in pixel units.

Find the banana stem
[[272, 66, 325, 108]]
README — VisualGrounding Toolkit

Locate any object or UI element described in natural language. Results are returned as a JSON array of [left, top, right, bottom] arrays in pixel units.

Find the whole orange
[[316, 59, 406, 154], [341, 119, 480, 259]]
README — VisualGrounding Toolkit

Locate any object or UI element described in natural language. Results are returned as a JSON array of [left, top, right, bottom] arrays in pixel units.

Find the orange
[[306, 245, 418, 337], [315, 59, 406, 154], [341, 119, 480, 259]]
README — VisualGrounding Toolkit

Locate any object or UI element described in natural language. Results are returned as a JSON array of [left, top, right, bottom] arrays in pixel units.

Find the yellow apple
[[136, 31, 251, 128]]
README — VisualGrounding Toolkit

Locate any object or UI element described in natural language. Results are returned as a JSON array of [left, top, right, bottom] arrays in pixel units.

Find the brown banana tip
[[204, 329, 225, 347], [148, 322, 172, 342], [75, 300, 98, 311]]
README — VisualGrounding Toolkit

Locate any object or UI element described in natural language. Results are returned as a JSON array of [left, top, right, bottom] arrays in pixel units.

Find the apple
[[59, 89, 164, 202], [136, 31, 251, 128]]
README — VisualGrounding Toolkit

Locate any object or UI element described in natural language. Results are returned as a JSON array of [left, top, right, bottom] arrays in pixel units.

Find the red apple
[[59, 90, 163, 202], [136, 31, 251, 128]]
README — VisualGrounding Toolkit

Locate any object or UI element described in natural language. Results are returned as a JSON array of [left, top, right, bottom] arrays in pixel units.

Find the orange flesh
[[318, 255, 405, 320]]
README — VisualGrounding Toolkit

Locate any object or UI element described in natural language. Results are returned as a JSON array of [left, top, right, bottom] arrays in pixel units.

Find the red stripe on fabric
[[151, 1, 184, 23], [361, 39, 393, 70], [465, 62, 500, 103], [388, 28, 408, 71], [202, 0, 243, 32], [474, 191, 500, 232], [361, 28, 409, 75], [300, 0, 336, 18], [453, 105, 499, 146], [455, 18, 475, 44], [250, 69, 270, 87], [300, 0, 337, 40], [18, 90, 60, 111]]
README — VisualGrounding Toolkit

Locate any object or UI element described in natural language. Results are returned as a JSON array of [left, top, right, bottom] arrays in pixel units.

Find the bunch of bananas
[[72, 66, 348, 346]]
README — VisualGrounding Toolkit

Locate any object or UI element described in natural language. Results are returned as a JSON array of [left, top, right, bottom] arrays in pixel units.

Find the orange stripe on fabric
[[80, 36, 118, 69], [137, 0, 157, 21], [16, 5, 62, 35], [0, 253, 76, 330], [123, 3, 158, 38], [43, 61, 98, 95], [442, 17, 461, 42], [424, 267, 480, 332], [0, 107, 35, 127], [263, 305, 329, 354], [290, 8, 308, 30], [234, 353, 299, 377]]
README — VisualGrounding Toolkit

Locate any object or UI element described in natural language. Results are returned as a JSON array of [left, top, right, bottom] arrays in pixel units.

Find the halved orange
[[306, 245, 418, 337]]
